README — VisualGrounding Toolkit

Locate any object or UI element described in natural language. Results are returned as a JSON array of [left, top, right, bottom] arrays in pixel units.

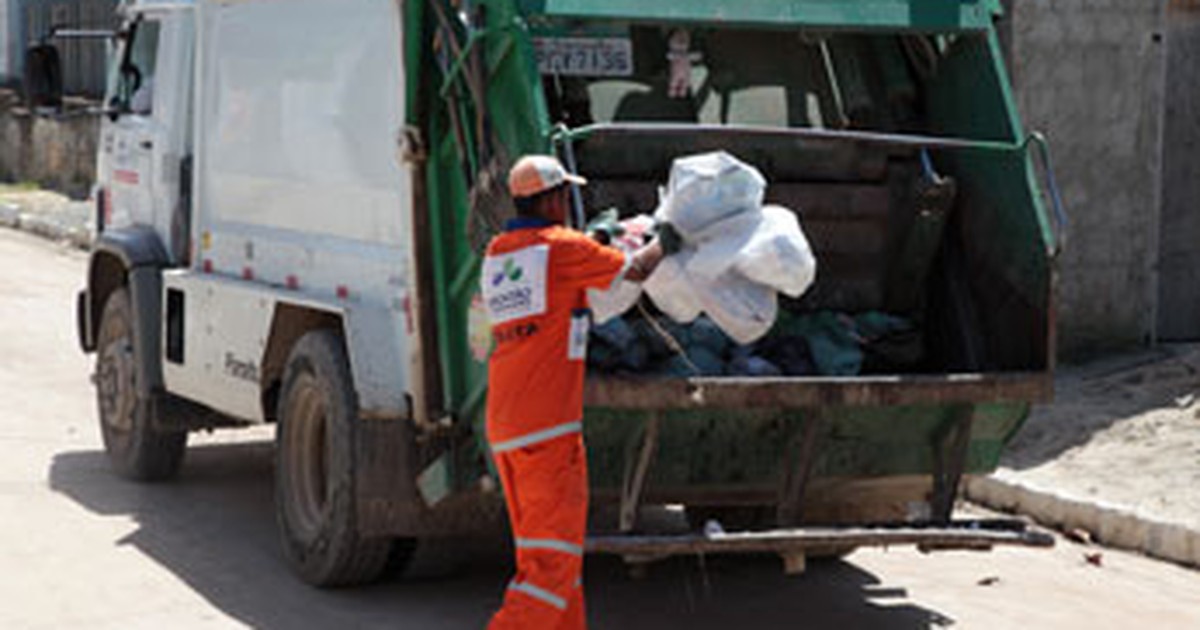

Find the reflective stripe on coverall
[[489, 429, 588, 629], [482, 217, 628, 630]]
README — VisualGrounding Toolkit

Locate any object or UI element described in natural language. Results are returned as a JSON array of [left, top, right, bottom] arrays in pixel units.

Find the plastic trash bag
[[734, 205, 817, 298], [644, 153, 815, 344], [694, 270, 778, 345], [656, 151, 766, 242], [688, 315, 732, 356], [587, 215, 656, 324], [661, 346, 725, 377], [728, 344, 783, 377], [643, 219, 778, 344], [643, 251, 704, 323], [728, 354, 783, 377], [684, 209, 764, 281], [588, 277, 642, 324], [588, 317, 652, 372], [585, 208, 625, 243]]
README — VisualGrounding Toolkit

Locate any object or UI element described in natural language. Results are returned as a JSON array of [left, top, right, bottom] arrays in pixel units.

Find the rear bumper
[[584, 371, 1053, 410], [587, 518, 1054, 559]]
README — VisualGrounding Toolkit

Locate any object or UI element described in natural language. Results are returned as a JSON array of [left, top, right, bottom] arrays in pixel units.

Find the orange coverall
[[481, 216, 628, 629]]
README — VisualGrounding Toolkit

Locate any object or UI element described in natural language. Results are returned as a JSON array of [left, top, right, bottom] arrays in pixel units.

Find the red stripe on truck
[[114, 170, 140, 185]]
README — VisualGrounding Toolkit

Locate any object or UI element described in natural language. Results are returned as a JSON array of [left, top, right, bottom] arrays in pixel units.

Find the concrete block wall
[[1157, 2, 1200, 340], [0, 92, 99, 198], [1007, 0, 1169, 357]]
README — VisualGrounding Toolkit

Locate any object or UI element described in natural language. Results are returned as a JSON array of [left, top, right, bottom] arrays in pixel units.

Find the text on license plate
[[534, 37, 634, 77]]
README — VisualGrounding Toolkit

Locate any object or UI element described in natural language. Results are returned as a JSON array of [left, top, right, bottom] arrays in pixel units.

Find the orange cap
[[508, 155, 587, 198]]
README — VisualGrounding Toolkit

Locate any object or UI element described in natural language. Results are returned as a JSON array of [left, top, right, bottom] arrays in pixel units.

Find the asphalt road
[[2, 227, 1199, 630]]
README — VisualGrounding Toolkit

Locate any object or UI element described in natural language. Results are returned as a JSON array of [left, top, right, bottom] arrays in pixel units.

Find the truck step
[[586, 518, 1054, 559]]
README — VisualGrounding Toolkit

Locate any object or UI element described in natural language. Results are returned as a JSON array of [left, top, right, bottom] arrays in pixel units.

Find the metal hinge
[[398, 125, 427, 164]]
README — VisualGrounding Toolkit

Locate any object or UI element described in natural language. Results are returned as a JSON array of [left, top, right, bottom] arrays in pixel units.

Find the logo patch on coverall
[[482, 245, 549, 324]]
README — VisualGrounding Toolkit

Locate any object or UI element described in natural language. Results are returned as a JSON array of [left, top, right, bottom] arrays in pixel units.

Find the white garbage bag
[[643, 250, 703, 323], [694, 269, 778, 345], [588, 279, 642, 324], [641, 153, 814, 344], [656, 151, 766, 242], [684, 208, 764, 281], [734, 205, 817, 298]]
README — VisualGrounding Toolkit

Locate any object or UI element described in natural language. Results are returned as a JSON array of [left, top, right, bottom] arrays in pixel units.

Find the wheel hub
[[286, 375, 331, 538], [98, 338, 136, 432]]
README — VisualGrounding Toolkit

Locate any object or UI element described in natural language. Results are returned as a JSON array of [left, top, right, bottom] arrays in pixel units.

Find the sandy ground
[[1000, 345, 1200, 530]]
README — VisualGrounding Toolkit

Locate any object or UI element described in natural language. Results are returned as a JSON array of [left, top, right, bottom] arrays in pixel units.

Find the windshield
[[540, 26, 932, 134]]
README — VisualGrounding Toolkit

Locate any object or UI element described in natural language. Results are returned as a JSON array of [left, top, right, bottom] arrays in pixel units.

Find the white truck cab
[[78, 0, 426, 586]]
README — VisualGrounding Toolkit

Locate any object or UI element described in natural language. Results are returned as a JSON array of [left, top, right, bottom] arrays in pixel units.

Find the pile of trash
[[588, 309, 922, 378], [586, 151, 923, 378]]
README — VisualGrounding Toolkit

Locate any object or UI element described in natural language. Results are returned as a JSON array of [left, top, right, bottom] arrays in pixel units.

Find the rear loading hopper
[[413, 0, 1061, 564]]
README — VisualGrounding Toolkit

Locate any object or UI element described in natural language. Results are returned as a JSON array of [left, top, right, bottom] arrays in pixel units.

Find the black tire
[[95, 287, 187, 481], [274, 330, 392, 587]]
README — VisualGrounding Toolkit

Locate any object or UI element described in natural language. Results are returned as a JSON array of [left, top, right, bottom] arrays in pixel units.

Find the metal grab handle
[[554, 123, 587, 229], [1023, 131, 1068, 257]]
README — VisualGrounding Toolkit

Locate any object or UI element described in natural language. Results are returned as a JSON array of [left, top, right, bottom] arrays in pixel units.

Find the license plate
[[534, 37, 634, 77]]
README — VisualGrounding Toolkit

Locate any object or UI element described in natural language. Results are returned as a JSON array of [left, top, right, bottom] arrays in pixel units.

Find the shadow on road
[[49, 440, 952, 629]]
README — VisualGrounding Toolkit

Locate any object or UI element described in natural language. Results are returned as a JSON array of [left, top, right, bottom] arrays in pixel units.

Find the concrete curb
[[965, 475, 1200, 569], [0, 202, 91, 250]]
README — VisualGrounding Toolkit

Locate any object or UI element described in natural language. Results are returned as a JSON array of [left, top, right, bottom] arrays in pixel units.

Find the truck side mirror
[[23, 45, 63, 110]]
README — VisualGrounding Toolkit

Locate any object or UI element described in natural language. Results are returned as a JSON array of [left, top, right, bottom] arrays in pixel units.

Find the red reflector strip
[[113, 169, 140, 186], [402, 294, 414, 334], [286, 275, 299, 290], [336, 285, 349, 300], [202, 260, 213, 273], [242, 267, 254, 281]]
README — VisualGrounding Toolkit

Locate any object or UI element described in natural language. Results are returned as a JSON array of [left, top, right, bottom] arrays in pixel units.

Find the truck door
[[420, 0, 549, 426], [99, 12, 192, 263]]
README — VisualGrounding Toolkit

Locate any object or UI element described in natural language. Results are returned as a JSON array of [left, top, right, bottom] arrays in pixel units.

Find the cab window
[[107, 19, 160, 116], [543, 26, 924, 134]]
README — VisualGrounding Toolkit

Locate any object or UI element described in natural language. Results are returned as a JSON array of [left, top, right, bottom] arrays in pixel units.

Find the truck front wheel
[[95, 287, 187, 481], [275, 329, 392, 587]]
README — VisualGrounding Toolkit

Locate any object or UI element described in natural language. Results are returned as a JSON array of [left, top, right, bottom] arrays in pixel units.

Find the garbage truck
[[35, 0, 1064, 586]]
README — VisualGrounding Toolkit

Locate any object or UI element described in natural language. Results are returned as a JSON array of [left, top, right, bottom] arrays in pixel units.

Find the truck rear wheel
[[95, 287, 187, 481], [275, 330, 392, 587]]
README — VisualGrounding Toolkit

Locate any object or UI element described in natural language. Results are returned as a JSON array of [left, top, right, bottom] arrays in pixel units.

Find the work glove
[[655, 221, 684, 256]]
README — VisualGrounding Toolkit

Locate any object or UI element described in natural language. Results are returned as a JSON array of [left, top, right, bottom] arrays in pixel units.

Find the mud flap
[[127, 266, 163, 399]]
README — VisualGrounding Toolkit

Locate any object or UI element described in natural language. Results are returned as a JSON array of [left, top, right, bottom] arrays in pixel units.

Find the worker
[[481, 155, 667, 629]]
